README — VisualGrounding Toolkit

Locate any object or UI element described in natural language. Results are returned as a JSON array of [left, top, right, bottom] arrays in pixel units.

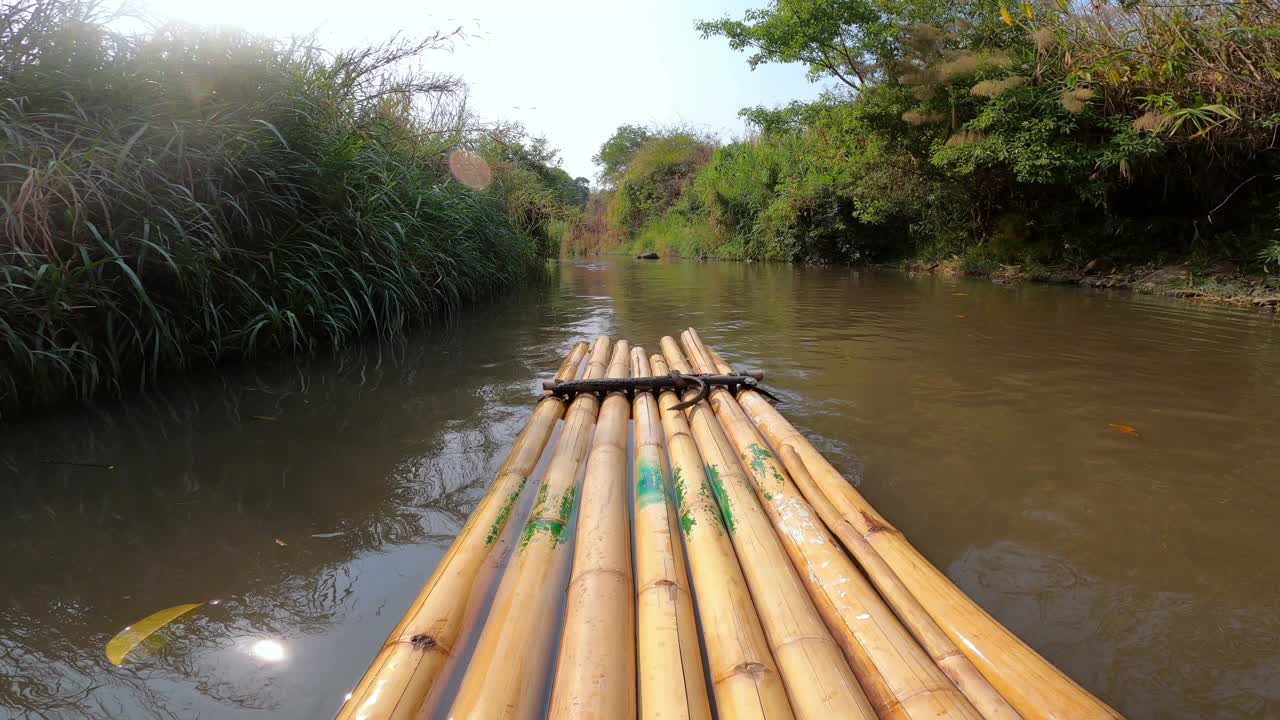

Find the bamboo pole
[[778, 444, 1020, 720], [677, 332, 980, 720], [687, 329, 1123, 720], [548, 341, 637, 719], [659, 340, 875, 720], [445, 337, 613, 720], [650, 353, 793, 720], [628, 348, 713, 720], [338, 341, 590, 720]]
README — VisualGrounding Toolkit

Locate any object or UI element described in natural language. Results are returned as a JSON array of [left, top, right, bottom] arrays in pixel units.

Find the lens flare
[[448, 149, 492, 191]]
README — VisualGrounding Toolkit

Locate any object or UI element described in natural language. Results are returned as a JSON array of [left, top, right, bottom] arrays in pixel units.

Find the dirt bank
[[904, 258, 1280, 312]]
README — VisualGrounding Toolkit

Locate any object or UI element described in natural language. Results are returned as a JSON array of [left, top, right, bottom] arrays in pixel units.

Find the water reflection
[[1, 260, 1278, 719], [0, 279, 591, 718]]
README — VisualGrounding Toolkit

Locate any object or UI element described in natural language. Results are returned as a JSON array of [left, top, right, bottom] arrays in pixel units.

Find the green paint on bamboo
[[636, 459, 667, 509], [485, 482, 526, 545], [519, 519, 566, 549], [518, 485, 577, 550], [672, 466, 696, 535], [705, 464, 736, 534], [743, 443, 783, 499], [558, 486, 577, 528], [674, 465, 725, 536], [531, 481, 550, 514]]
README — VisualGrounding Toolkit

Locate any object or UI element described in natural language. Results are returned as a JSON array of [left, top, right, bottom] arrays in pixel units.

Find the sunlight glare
[[252, 639, 286, 662]]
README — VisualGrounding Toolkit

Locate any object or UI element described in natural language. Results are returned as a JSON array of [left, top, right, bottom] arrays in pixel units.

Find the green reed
[[0, 1, 550, 416]]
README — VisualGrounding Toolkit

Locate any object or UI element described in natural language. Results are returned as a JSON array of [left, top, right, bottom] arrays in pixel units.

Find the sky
[[143, 0, 830, 181]]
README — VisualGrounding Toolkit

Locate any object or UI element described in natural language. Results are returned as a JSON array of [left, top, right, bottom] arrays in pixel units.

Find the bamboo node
[[638, 577, 687, 599], [874, 681, 971, 717], [391, 632, 450, 656], [715, 660, 771, 684]]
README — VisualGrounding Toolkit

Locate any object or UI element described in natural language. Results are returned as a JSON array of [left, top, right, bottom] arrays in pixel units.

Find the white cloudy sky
[[144, 0, 829, 180]]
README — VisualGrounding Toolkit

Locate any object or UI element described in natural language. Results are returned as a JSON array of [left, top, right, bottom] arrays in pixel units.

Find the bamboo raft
[[337, 329, 1123, 720]]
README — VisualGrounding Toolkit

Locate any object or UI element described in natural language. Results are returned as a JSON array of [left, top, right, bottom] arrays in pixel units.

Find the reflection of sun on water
[[251, 639, 286, 662]]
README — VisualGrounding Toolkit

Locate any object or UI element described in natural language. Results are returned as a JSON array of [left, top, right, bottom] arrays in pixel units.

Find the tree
[[696, 0, 896, 89], [592, 124, 652, 187], [696, 0, 927, 90], [542, 166, 590, 209]]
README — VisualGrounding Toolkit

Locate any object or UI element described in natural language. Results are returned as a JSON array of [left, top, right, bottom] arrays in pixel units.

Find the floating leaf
[[275, 538, 287, 546], [42, 460, 115, 470], [251, 415, 278, 422], [1108, 423, 1140, 437], [106, 603, 204, 666], [1000, 5, 1014, 26]]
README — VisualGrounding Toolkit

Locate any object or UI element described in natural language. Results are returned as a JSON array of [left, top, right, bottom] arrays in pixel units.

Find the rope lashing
[[542, 370, 778, 410]]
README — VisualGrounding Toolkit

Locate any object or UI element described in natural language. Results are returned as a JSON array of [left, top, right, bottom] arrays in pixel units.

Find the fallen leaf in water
[[310, 532, 346, 539], [106, 603, 204, 666], [41, 460, 115, 470], [274, 538, 287, 547], [1108, 423, 1140, 437], [952, 292, 968, 296], [955, 314, 967, 318], [251, 415, 278, 422]]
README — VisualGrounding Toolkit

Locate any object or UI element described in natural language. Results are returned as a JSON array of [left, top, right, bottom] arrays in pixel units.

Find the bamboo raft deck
[[336, 329, 1123, 720]]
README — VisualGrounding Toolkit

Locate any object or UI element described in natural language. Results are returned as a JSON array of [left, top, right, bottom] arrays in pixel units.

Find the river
[[2, 258, 1277, 719]]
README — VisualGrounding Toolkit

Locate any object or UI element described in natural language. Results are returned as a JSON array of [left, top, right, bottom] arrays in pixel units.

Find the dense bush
[[561, 193, 625, 257], [607, 131, 715, 233], [568, 0, 1280, 267], [0, 0, 581, 415]]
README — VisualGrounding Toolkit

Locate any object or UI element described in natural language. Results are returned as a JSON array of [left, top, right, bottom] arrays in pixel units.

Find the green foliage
[[1260, 239, 1280, 272], [627, 213, 721, 259], [592, 124, 653, 187], [572, 0, 1280, 268], [0, 0, 577, 416], [696, 0, 918, 89], [959, 243, 1000, 274], [608, 131, 715, 233]]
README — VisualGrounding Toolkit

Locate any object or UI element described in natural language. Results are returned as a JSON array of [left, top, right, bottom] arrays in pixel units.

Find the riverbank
[[569, 0, 1280, 290], [600, 241, 1280, 312], [0, 3, 583, 419], [903, 257, 1280, 312]]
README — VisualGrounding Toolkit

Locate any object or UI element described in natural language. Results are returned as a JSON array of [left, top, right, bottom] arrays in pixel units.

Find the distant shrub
[[608, 132, 715, 233]]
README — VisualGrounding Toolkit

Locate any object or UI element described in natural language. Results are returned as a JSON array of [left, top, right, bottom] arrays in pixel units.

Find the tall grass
[[0, 1, 560, 417]]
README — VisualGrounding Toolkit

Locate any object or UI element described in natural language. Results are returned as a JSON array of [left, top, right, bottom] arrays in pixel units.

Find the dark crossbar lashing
[[543, 371, 776, 411]]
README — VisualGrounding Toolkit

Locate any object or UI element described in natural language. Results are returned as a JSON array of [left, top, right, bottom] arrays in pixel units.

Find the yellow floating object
[[106, 602, 203, 666]]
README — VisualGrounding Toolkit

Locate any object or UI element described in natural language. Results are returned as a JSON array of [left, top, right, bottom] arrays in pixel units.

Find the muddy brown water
[[2, 258, 1278, 719]]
